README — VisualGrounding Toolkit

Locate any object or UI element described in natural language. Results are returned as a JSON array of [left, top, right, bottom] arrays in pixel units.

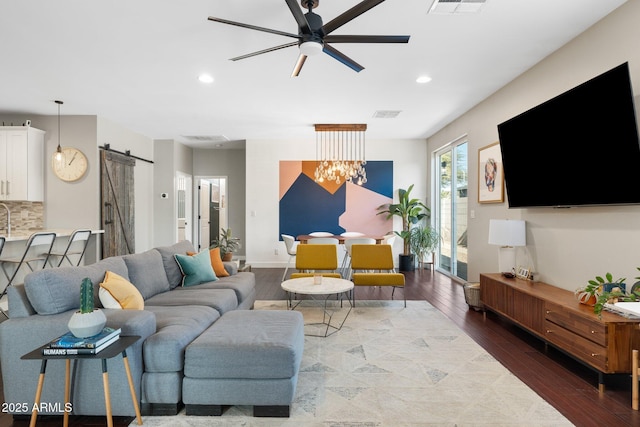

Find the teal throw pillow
[[174, 251, 218, 287]]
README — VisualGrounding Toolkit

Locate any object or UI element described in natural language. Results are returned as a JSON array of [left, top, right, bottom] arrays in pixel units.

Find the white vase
[[67, 309, 107, 338]]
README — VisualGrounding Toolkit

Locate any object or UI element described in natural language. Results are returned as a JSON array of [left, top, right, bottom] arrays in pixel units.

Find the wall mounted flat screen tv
[[497, 62, 640, 208]]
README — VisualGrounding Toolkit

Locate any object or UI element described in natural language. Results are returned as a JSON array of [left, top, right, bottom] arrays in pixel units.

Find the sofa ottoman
[[182, 310, 304, 417]]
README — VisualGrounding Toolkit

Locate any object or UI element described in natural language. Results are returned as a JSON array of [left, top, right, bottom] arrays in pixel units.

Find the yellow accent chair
[[350, 244, 405, 307], [290, 244, 342, 279], [340, 237, 376, 276]]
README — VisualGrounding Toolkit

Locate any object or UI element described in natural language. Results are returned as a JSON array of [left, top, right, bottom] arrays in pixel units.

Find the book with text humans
[[48, 327, 121, 349], [42, 335, 120, 355]]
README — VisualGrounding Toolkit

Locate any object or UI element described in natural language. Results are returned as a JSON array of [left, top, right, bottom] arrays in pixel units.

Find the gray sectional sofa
[[0, 240, 259, 417]]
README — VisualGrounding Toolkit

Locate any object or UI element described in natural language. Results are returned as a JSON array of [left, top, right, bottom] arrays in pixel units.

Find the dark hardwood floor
[[2, 267, 639, 426]]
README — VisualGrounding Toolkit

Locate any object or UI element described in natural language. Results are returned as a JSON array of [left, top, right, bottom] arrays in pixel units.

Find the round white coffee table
[[281, 276, 354, 337]]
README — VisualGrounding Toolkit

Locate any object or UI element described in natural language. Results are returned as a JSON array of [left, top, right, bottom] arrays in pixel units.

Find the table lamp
[[488, 219, 526, 273]]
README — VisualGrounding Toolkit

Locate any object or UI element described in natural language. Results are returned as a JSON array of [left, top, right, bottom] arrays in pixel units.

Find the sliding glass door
[[435, 140, 468, 280]]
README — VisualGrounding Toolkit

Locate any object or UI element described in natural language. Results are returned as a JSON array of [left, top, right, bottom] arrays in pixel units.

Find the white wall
[[153, 139, 194, 247], [427, 0, 640, 290], [246, 138, 428, 267]]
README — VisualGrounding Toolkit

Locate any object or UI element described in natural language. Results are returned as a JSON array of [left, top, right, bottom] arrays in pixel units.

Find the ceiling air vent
[[181, 135, 229, 143], [372, 110, 402, 119], [428, 0, 487, 14]]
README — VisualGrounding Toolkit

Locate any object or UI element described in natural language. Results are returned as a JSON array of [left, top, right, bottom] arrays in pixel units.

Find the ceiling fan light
[[198, 74, 214, 84], [300, 41, 323, 56]]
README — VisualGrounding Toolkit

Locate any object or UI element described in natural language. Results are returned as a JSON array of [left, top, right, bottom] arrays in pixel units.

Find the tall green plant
[[79, 277, 94, 314], [377, 184, 430, 255], [410, 224, 440, 266]]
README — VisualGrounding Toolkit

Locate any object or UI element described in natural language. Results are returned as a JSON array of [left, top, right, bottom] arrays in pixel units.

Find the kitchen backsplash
[[0, 201, 44, 234]]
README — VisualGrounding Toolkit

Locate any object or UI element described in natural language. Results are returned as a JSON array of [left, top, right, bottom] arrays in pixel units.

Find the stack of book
[[604, 302, 640, 319], [42, 327, 121, 355]]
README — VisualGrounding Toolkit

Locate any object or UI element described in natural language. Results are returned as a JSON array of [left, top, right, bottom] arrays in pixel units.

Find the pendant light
[[54, 100, 65, 168], [313, 124, 367, 185]]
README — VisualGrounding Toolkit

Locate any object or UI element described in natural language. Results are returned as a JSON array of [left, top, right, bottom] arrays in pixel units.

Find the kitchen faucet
[[0, 203, 10, 235]]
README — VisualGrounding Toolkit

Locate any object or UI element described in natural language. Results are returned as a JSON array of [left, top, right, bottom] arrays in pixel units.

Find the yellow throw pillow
[[99, 271, 144, 310], [209, 248, 230, 277]]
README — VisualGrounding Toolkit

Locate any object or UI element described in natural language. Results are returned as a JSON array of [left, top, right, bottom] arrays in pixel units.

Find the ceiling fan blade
[[208, 16, 300, 39], [285, 0, 312, 35], [322, 0, 387, 35], [230, 42, 299, 61], [323, 44, 364, 73], [291, 54, 308, 77], [324, 35, 410, 44]]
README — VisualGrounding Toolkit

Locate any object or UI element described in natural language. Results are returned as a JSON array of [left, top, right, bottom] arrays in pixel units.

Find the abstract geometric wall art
[[279, 161, 393, 239]]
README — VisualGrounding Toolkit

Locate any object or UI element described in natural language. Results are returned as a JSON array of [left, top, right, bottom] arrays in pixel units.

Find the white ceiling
[[0, 0, 628, 148]]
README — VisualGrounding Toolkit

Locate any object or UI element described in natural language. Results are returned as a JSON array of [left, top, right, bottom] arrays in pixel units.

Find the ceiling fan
[[208, 0, 410, 77]]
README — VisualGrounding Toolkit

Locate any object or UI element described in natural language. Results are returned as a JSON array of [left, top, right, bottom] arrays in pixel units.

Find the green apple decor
[[67, 277, 106, 338]]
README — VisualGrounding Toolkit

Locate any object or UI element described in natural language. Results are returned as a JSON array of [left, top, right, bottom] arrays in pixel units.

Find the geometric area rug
[[132, 300, 574, 426]]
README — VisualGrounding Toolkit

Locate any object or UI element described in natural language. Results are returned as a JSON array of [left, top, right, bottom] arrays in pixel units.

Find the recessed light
[[198, 74, 214, 84], [416, 75, 432, 84]]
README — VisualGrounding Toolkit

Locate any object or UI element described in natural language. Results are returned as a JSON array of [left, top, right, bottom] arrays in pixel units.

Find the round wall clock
[[52, 147, 88, 182]]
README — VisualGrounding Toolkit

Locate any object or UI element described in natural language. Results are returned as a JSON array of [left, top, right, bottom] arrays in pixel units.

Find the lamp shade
[[488, 219, 526, 247]]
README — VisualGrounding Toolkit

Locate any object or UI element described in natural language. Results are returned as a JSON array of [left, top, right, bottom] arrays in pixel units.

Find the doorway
[[196, 177, 228, 251], [176, 172, 192, 243], [434, 138, 468, 280]]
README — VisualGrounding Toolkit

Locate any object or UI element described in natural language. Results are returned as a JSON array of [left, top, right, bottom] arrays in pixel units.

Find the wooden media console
[[480, 273, 640, 392]]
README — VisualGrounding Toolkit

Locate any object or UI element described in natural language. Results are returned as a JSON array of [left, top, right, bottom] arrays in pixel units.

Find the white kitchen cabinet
[[0, 126, 45, 201]]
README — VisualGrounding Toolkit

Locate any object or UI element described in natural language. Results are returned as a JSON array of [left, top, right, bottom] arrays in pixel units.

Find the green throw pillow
[[174, 251, 218, 287]]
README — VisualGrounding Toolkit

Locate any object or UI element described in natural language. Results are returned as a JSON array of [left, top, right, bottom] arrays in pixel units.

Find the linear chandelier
[[314, 124, 367, 185]]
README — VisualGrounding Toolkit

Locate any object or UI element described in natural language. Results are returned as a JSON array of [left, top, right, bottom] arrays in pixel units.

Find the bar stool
[[47, 229, 92, 267], [0, 231, 56, 297]]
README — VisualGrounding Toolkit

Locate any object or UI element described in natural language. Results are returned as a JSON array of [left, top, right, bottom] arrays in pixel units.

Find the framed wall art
[[278, 160, 393, 239], [478, 142, 504, 203]]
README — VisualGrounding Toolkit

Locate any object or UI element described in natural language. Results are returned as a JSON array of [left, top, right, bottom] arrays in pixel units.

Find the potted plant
[[377, 184, 430, 271], [410, 224, 440, 269], [67, 277, 106, 338], [592, 268, 640, 317], [575, 272, 626, 314], [211, 227, 241, 261]]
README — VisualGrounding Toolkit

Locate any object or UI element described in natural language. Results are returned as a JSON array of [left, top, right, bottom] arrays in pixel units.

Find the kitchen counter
[[1, 229, 104, 242]]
